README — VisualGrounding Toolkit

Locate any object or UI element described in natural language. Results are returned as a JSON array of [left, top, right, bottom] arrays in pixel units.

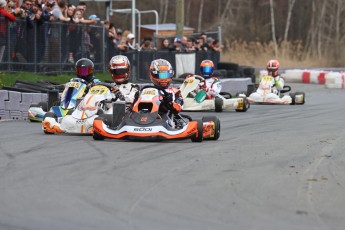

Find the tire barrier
[[0, 78, 252, 121], [260, 69, 329, 84]]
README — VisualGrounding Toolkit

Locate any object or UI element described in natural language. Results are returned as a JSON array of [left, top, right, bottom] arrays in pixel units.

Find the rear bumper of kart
[[93, 119, 198, 141]]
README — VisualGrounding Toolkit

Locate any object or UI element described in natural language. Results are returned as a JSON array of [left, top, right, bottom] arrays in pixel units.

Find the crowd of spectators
[[1, 0, 223, 67]]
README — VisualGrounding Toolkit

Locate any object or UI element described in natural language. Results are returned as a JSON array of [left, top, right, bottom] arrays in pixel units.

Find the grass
[[0, 71, 111, 88]]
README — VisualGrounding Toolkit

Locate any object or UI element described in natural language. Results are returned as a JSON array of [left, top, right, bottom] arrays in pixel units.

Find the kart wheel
[[98, 114, 113, 127], [215, 97, 223, 112], [47, 90, 60, 111], [289, 93, 296, 105], [38, 102, 48, 112], [246, 84, 256, 97], [93, 131, 105, 141], [236, 97, 249, 112], [202, 116, 220, 140], [191, 120, 204, 142], [219, 92, 232, 99], [295, 91, 305, 105]]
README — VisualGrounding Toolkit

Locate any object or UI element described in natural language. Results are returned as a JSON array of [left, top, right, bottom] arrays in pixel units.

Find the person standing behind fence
[[159, 38, 170, 51], [0, 0, 16, 62]]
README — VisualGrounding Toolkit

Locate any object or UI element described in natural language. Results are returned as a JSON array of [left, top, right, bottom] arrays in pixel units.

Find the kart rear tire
[[38, 101, 48, 112], [191, 120, 203, 142], [93, 131, 105, 141], [219, 92, 232, 99], [202, 116, 220, 140], [246, 83, 256, 97], [98, 114, 113, 127], [295, 91, 305, 105], [93, 117, 105, 140], [215, 97, 223, 112], [289, 93, 296, 105], [236, 97, 249, 112]]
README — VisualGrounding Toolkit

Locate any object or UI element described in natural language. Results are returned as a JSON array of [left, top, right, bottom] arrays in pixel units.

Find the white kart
[[247, 75, 305, 105], [179, 75, 249, 112], [42, 83, 121, 134]]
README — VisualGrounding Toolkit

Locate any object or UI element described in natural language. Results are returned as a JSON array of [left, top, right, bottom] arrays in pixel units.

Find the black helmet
[[75, 58, 94, 82]]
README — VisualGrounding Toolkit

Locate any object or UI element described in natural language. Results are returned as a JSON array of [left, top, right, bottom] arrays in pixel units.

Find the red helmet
[[108, 55, 131, 84], [200, 60, 214, 78], [149, 59, 174, 88], [266, 59, 279, 77]]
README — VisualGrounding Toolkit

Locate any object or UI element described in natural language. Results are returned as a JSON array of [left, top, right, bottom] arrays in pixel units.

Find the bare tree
[[197, 0, 204, 32], [283, 0, 296, 42], [269, 0, 278, 57]]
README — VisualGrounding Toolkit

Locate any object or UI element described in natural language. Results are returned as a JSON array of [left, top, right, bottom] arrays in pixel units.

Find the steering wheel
[[190, 74, 205, 82], [140, 85, 171, 97]]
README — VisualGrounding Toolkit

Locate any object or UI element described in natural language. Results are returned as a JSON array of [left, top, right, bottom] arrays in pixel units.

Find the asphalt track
[[0, 83, 344, 230]]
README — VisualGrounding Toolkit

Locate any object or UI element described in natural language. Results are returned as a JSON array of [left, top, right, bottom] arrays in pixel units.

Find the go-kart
[[179, 75, 249, 112], [28, 78, 87, 122], [247, 75, 305, 105], [42, 82, 118, 134], [92, 85, 221, 142]]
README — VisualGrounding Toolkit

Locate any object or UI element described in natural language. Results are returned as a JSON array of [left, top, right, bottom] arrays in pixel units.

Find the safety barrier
[[325, 72, 345, 89], [0, 78, 251, 121]]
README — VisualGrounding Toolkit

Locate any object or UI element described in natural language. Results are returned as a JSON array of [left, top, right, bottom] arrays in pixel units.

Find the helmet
[[266, 59, 279, 77], [200, 60, 214, 78], [108, 55, 131, 84], [149, 59, 174, 88], [75, 58, 94, 82]]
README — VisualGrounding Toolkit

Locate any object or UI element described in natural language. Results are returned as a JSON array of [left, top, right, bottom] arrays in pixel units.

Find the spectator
[[212, 39, 224, 52], [201, 37, 214, 51], [194, 38, 202, 51], [0, 0, 16, 62], [66, 4, 81, 63], [186, 37, 196, 52], [77, 1, 96, 24], [168, 37, 183, 51], [117, 37, 129, 52], [199, 31, 207, 44], [160, 38, 170, 50], [126, 33, 139, 50], [181, 36, 188, 51], [140, 36, 156, 50], [51, 0, 70, 22], [82, 26, 93, 59], [115, 28, 123, 45]]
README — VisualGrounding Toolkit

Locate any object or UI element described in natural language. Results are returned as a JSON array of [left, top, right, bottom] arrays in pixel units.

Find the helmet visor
[[201, 66, 213, 74], [157, 71, 170, 79], [77, 67, 93, 76], [111, 68, 129, 75]]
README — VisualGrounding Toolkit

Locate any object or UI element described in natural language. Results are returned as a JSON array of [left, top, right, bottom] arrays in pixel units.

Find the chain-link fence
[[1, 17, 220, 82]]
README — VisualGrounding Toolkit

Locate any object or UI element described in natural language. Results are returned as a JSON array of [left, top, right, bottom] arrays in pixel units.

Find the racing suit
[[200, 76, 222, 99], [271, 74, 285, 95]]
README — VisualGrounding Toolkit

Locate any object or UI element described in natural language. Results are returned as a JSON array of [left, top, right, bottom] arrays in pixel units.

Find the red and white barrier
[[260, 69, 329, 84], [325, 72, 345, 89]]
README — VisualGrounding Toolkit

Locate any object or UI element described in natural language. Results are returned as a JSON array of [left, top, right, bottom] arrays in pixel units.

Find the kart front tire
[[289, 93, 296, 105], [202, 116, 220, 140], [191, 120, 204, 142], [236, 97, 249, 112], [295, 91, 305, 105], [215, 97, 223, 112]]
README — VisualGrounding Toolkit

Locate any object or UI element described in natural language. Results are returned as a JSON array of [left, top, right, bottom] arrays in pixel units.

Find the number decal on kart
[[142, 89, 157, 95], [262, 76, 274, 82], [66, 82, 81, 89], [89, 86, 108, 95]]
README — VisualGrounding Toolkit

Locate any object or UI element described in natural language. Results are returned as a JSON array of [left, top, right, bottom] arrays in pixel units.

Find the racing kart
[[247, 75, 305, 105], [42, 82, 119, 134], [92, 85, 221, 142], [28, 78, 87, 122], [179, 75, 249, 112]]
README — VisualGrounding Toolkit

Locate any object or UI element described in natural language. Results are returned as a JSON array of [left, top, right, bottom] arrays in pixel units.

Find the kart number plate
[[89, 86, 108, 95], [142, 89, 157, 95], [262, 76, 274, 81], [66, 82, 81, 89]]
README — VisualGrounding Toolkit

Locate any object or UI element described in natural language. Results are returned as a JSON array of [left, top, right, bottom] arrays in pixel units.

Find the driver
[[72, 58, 101, 92], [266, 59, 285, 94], [108, 55, 140, 103], [195, 59, 221, 99], [148, 59, 184, 115]]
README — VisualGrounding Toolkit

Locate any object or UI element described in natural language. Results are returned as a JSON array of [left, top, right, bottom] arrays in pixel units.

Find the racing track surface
[[0, 83, 345, 230]]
